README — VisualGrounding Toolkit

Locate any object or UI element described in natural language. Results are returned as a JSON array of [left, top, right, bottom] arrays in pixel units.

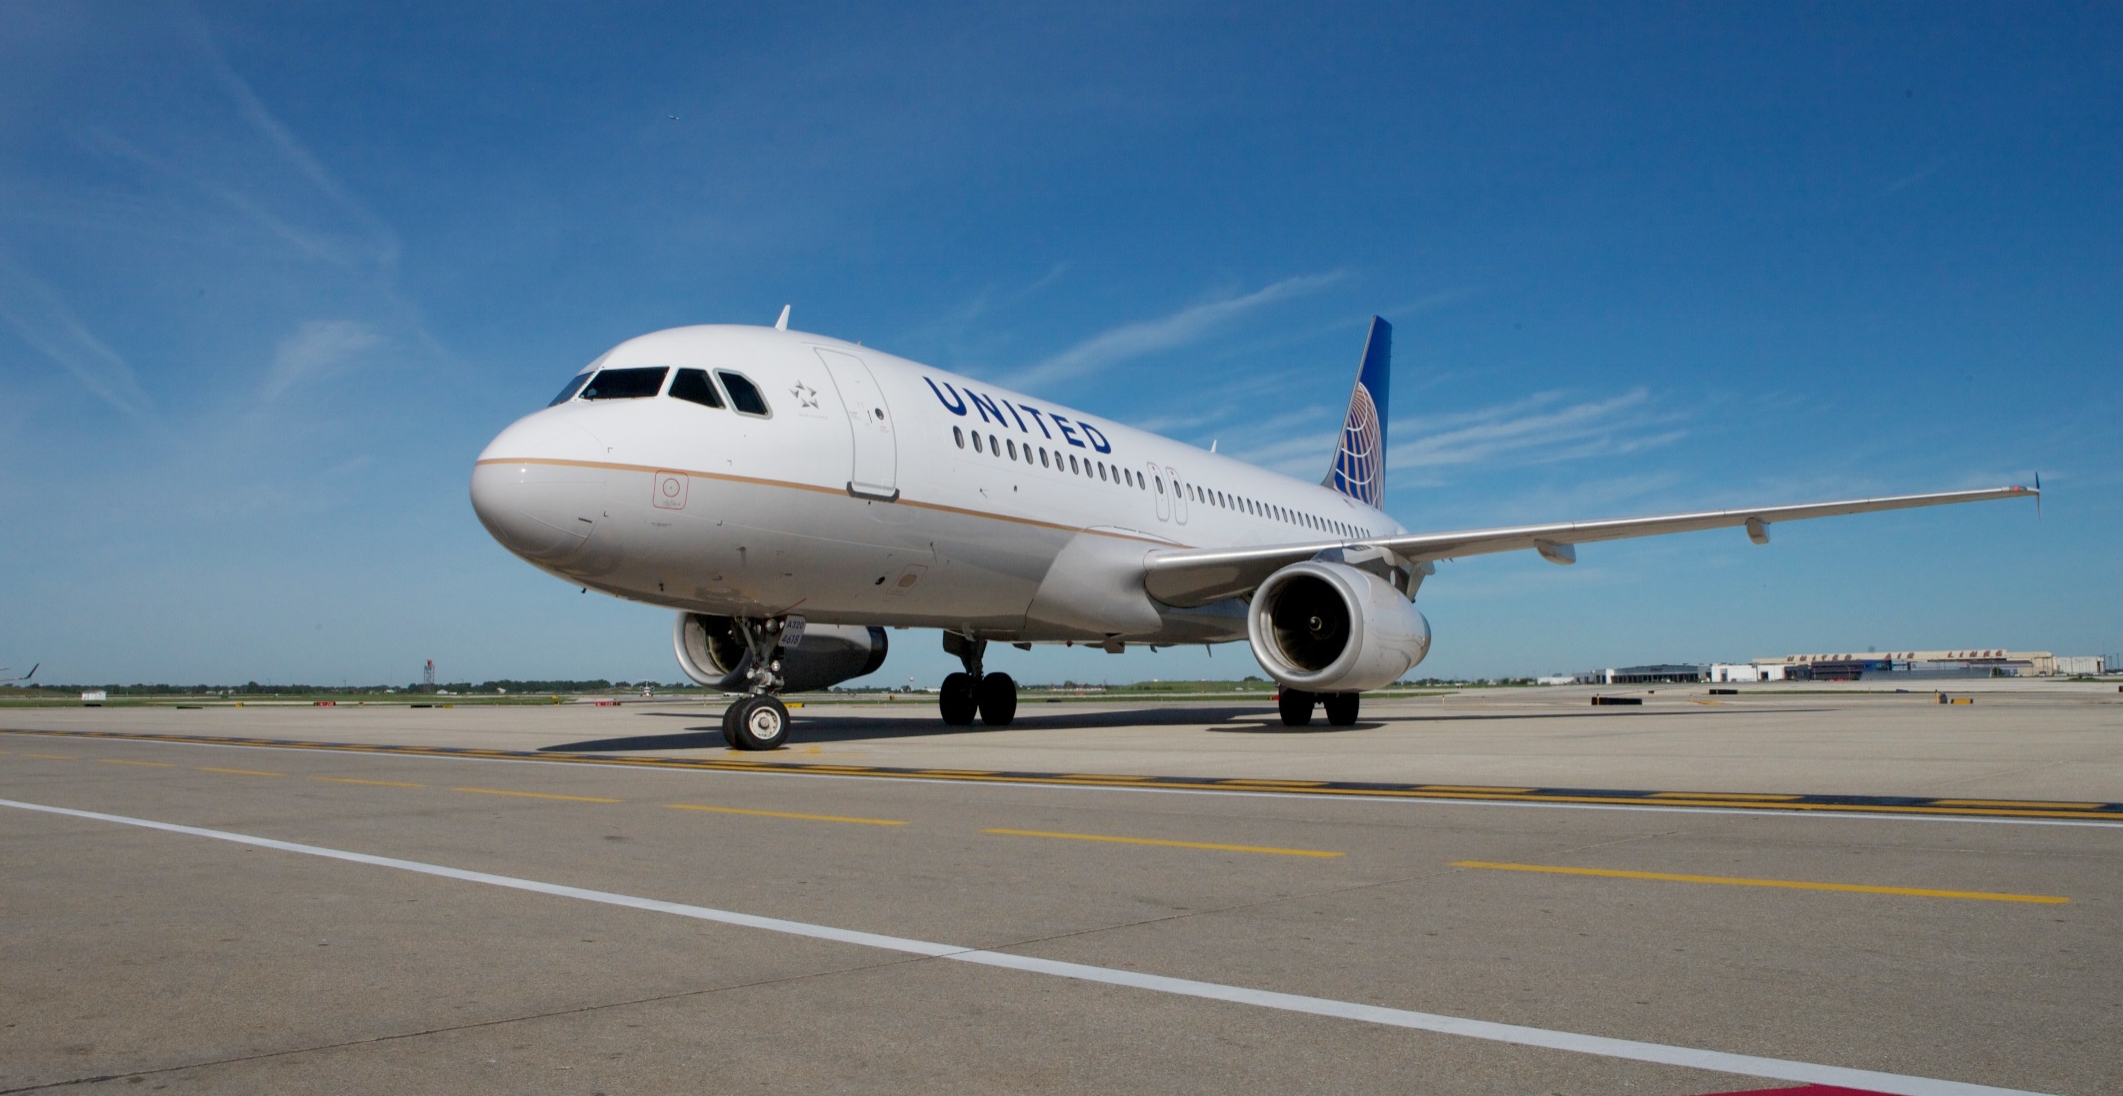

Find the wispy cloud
[[1880, 156, 1949, 197], [1001, 272, 1344, 389], [264, 320, 381, 401], [1389, 388, 1684, 475], [0, 255, 153, 419]]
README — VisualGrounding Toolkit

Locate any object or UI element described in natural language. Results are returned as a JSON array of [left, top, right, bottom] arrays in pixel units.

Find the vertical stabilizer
[[1325, 316, 1391, 509]]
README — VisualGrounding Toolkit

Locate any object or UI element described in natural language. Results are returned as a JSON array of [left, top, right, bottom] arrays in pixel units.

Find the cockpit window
[[548, 373, 592, 406], [580, 367, 669, 400], [668, 368, 725, 408], [716, 371, 770, 416]]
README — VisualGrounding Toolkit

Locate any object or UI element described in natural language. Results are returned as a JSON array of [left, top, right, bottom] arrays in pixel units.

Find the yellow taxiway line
[[986, 828, 1343, 858], [315, 777, 425, 788], [1451, 860, 2067, 903], [454, 787, 619, 803], [665, 803, 906, 826], [199, 767, 282, 777]]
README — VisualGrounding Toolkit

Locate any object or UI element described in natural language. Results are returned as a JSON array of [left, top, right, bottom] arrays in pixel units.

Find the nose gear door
[[815, 349, 899, 501]]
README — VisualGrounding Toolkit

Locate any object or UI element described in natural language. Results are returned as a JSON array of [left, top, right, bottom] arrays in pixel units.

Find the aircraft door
[[1166, 466, 1188, 524], [815, 349, 899, 501], [1147, 462, 1169, 522]]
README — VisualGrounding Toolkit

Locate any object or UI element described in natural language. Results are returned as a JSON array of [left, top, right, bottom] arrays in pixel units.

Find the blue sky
[[2, 2, 2116, 687]]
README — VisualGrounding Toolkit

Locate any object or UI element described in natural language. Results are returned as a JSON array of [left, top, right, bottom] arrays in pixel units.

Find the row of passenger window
[[955, 425, 1151, 491], [952, 424, 1370, 540], [1190, 481, 1366, 539], [549, 366, 771, 416]]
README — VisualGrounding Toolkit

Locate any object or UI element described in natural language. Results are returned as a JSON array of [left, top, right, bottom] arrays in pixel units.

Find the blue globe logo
[[1334, 386, 1383, 509]]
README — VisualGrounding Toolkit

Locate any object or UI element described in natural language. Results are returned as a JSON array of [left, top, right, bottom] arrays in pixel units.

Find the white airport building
[[1547, 649, 2108, 685]]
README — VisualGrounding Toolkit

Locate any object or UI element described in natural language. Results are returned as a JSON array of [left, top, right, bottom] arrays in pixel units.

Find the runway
[[2, 689, 2117, 1094]]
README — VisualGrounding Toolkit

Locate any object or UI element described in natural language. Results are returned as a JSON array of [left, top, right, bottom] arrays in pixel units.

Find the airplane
[[0, 664, 37, 685], [470, 310, 2035, 750]]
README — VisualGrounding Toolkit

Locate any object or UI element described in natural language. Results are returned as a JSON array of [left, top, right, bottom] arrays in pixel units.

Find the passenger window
[[1069, 454, 1079, 473], [581, 366, 668, 400], [1040, 448, 1049, 467], [954, 426, 965, 448], [548, 373, 591, 406], [973, 432, 984, 453], [668, 368, 725, 408], [1155, 477, 1164, 493], [989, 433, 999, 454], [716, 371, 771, 416]]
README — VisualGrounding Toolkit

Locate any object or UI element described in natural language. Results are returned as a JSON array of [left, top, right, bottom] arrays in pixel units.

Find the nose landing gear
[[939, 634, 1016, 726], [720, 616, 795, 750]]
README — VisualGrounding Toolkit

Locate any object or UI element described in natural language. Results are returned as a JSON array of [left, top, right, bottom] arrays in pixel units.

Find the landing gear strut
[[720, 616, 793, 751], [939, 634, 1016, 727]]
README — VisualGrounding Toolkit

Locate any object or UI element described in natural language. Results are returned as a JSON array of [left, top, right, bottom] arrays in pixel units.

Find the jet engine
[[672, 613, 888, 693], [1245, 560, 1430, 693]]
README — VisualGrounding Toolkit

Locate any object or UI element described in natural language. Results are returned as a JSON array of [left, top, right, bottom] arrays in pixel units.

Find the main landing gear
[[720, 617, 793, 751], [1277, 688, 1360, 727], [939, 634, 1016, 727]]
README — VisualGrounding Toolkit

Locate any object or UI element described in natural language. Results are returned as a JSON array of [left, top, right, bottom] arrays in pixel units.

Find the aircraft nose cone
[[470, 418, 608, 564]]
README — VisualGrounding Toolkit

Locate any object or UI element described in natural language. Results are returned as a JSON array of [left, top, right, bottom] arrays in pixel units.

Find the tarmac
[[3, 682, 2118, 1094]]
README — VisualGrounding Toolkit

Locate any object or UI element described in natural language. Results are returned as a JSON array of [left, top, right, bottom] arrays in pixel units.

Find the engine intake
[[1246, 561, 1430, 692], [673, 613, 888, 693]]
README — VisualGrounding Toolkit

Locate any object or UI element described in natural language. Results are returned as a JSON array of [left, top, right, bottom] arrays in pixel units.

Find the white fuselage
[[470, 324, 1405, 644]]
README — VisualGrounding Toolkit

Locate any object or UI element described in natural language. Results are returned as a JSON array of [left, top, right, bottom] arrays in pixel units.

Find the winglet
[[1325, 316, 1391, 509], [774, 304, 791, 331], [2034, 472, 2041, 520]]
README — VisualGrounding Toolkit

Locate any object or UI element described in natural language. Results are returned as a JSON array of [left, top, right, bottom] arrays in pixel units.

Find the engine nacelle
[[1245, 561, 1431, 693], [672, 613, 889, 693]]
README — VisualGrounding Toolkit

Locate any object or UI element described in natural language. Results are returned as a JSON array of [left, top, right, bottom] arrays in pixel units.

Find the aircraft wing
[[1142, 485, 2036, 607]]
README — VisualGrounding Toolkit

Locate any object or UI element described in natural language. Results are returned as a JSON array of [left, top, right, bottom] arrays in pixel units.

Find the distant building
[[1538, 650, 2105, 685], [1709, 663, 1789, 682], [1755, 649, 2061, 680], [1544, 665, 1705, 685]]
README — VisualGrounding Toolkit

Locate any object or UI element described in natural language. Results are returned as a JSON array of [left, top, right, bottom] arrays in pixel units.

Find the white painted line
[[0, 796, 2053, 1096], [7, 731, 2117, 829]]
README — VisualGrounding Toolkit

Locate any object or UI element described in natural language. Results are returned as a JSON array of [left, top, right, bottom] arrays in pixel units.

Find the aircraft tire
[[1323, 692, 1360, 726], [940, 672, 978, 725], [1277, 688, 1315, 727], [720, 701, 741, 748], [976, 672, 1017, 726], [730, 696, 790, 750]]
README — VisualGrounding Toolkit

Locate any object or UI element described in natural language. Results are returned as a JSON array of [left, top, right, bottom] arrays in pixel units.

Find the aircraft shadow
[[543, 704, 1298, 752], [539, 702, 1824, 753]]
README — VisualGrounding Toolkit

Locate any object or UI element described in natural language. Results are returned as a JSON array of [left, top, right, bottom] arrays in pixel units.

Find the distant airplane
[[470, 311, 2036, 750], [0, 664, 37, 684]]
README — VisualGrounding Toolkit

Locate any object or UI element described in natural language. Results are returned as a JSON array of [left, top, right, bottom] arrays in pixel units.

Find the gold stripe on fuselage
[[472, 456, 1195, 549]]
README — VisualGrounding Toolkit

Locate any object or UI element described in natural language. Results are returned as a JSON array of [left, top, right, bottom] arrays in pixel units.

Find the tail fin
[[1324, 316, 1391, 509]]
